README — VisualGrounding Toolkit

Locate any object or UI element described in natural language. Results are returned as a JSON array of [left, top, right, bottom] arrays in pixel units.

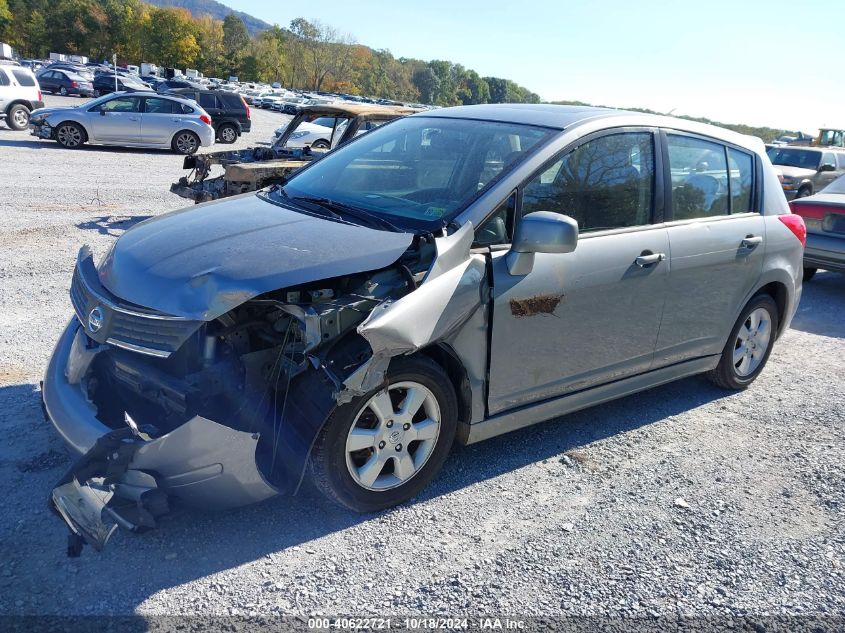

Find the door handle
[[129, 117, 139, 121], [635, 252, 666, 267], [741, 235, 763, 248]]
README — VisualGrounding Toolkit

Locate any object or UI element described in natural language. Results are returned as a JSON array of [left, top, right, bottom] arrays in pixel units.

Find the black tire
[[796, 186, 812, 198], [171, 130, 200, 155], [217, 123, 238, 144], [311, 139, 330, 150], [59, 86, 68, 96], [309, 355, 458, 512], [706, 293, 779, 390], [54, 122, 86, 148], [7, 104, 30, 131], [803, 267, 817, 282]]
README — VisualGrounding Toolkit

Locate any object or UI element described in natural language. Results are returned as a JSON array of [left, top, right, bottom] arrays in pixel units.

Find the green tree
[[144, 7, 199, 68], [0, 0, 12, 44], [222, 13, 249, 76]]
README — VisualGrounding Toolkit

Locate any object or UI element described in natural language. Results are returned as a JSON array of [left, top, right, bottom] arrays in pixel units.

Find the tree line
[[0, 0, 540, 106]]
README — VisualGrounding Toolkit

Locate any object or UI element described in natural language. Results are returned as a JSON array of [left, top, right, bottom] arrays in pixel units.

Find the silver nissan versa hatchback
[[43, 104, 805, 553]]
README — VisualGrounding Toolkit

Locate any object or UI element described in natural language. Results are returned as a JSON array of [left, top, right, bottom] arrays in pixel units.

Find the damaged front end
[[45, 221, 487, 554]]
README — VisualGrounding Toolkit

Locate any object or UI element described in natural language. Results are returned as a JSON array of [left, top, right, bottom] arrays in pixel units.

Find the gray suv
[[42, 105, 805, 553], [767, 145, 845, 199], [0, 63, 43, 130]]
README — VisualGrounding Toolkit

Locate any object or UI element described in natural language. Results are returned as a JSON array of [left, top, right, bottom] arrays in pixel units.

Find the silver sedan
[[29, 91, 215, 154]]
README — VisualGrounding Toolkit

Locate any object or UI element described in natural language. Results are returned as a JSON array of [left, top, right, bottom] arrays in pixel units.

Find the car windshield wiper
[[291, 195, 403, 233]]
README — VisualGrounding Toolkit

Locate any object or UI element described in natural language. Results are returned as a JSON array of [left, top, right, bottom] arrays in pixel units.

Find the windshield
[[822, 174, 845, 194], [767, 147, 821, 169], [276, 116, 554, 231]]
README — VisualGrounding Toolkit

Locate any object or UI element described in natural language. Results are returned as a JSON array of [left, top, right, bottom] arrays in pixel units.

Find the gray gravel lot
[[0, 95, 842, 623]]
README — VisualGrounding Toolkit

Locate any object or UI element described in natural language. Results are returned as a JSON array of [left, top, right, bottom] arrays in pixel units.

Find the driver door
[[487, 130, 670, 415], [88, 96, 142, 143]]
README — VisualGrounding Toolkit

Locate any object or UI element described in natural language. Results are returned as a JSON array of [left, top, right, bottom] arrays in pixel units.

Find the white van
[[0, 62, 43, 130]]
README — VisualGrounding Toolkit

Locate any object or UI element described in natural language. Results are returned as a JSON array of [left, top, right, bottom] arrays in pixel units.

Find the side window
[[837, 154, 845, 170], [667, 134, 729, 220], [822, 152, 836, 169], [727, 148, 754, 213], [144, 98, 177, 114], [0, 69, 9, 86], [198, 93, 217, 109], [92, 97, 140, 113], [522, 132, 655, 232], [474, 193, 516, 247], [180, 103, 194, 114], [12, 70, 36, 86]]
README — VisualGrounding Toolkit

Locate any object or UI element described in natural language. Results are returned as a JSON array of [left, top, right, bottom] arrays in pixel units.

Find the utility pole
[[113, 53, 118, 94]]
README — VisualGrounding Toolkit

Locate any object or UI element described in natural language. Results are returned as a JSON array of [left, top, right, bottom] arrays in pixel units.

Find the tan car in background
[[767, 145, 845, 199]]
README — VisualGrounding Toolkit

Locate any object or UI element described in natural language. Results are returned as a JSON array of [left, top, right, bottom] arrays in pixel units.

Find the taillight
[[241, 96, 250, 119], [71, 81, 78, 88], [778, 213, 807, 247], [199, 114, 212, 125], [37, 89, 42, 101], [789, 201, 845, 220]]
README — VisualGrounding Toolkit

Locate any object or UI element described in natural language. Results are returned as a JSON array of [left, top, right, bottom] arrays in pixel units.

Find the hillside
[[145, 0, 272, 36]]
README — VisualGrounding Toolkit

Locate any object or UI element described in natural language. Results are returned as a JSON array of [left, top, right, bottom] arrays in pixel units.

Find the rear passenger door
[[140, 97, 182, 144], [654, 131, 764, 366], [198, 92, 221, 124], [487, 129, 671, 414]]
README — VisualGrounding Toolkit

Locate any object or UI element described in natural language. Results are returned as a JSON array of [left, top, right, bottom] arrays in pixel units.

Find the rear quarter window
[[11, 70, 36, 86], [219, 93, 245, 109]]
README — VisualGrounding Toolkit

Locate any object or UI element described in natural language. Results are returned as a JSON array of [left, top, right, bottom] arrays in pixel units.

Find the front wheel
[[7, 104, 30, 130], [310, 356, 458, 512], [55, 122, 85, 148], [172, 130, 200, 155], [796, 186, 812, 199], [311, 139, 330, 150], [706, 294, 779, 390]]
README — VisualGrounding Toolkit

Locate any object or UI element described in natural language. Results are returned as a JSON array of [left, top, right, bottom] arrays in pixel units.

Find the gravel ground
[[0, 95, 843, 626]]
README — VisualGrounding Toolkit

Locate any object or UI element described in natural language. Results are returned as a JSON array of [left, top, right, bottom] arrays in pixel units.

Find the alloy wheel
[[57, 125, 82, 147], [345, 381, 442, 491], [219, 126, 237, 143], [12, 108, 29, 128], [175, 132, 198, 154], [733, 307, 772, 377]]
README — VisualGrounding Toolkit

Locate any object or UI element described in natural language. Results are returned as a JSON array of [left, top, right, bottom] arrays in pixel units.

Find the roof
[[299, 103, 424, 118], [416, 103, 763, 151]]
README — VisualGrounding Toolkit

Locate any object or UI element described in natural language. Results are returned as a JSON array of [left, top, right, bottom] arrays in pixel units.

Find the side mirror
[[99, 110, 106, 116], [819, 163, 836, 172], [506, 211, 578, 276]]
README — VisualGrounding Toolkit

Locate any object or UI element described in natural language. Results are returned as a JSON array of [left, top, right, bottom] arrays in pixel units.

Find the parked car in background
[[46, 63, 94, 81], [29, 91, 214, 154], [45, 105, 804, 552], [156, 78, 203, 92], [767, 146, 845, 199], [788, 174, 845, 280], [270, 117, 336, 148], [92, 74, 148, 97], [37, 68, 94, 97], [0, 63, 44, 130], [165, 88, 251, 144]]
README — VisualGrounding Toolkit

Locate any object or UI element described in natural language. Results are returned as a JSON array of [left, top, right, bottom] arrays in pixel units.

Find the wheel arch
[[5, 99, 33, 114], [755, 280, 789, 338], [54, 119, 89, 142]]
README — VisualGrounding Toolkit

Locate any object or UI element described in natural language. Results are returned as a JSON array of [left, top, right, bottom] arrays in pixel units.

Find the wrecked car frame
[[44, 105, 801, 554], [170, 103, 421, 203]]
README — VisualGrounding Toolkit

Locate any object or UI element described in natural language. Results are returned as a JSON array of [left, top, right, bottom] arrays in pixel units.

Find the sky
[[228, 0, 842, 133]]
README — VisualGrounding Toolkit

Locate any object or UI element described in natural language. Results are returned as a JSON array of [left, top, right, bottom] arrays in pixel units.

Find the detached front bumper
[[43, 322, 279, 553]]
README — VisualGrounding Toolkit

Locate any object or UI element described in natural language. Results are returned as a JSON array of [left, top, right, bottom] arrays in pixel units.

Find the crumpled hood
[[98, 193, 413, 321], [31, 106, 79, 120], [775, 165, 816, 179]]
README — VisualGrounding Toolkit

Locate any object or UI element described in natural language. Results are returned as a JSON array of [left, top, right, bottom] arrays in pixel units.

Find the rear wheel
[[803, 267, 817, 282], [59, 86, 68, 96], [55, 122, 85, 148], [93, 89, 101, 97], [310, 356, 457, 512], [796, 186, 812, 198], [7, 104, 30, 130], [172, 130, 200, 155], [706, 294, 779, 390], [217, 123, 238, 144], [311, 139, 330, 150]]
